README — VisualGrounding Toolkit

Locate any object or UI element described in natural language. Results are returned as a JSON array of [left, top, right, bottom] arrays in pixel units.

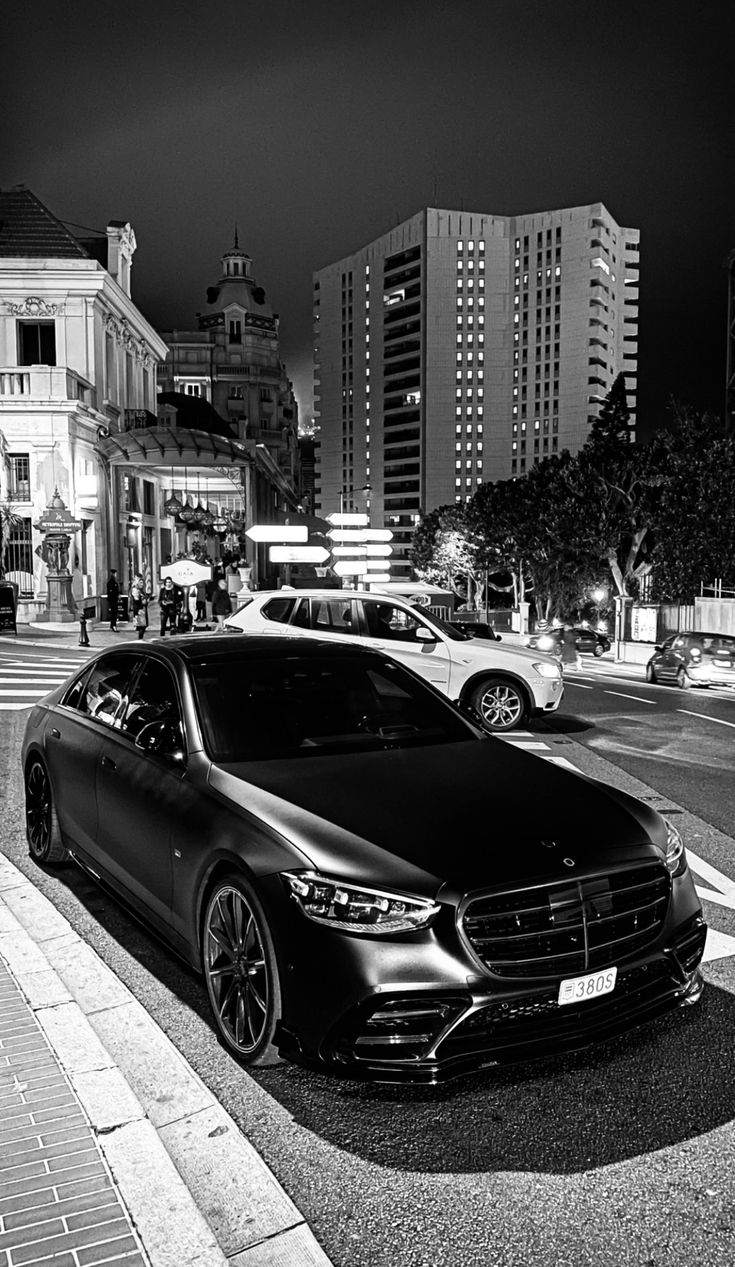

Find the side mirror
[[653, 645, 662, 653], [415, 626, 438, 643], [135, 720, 185, 764]]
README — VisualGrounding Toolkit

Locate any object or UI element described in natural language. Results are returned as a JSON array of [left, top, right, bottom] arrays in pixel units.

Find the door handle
[[100, 755, 117, 771], [50, 728, 61, 739]]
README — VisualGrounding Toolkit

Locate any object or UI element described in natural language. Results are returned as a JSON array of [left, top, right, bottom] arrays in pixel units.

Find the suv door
[[354, 598, 452, 689]]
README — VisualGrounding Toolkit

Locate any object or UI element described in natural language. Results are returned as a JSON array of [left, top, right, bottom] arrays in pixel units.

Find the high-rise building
[[313, 204, 639, 576]]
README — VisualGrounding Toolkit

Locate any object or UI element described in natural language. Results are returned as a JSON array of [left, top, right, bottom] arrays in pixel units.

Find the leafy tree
[[411, 502, 486, 604], [0, 502, 22, 578]]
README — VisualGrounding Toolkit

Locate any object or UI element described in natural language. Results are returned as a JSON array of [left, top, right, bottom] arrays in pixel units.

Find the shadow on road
[[254, 986, 735, 1174]]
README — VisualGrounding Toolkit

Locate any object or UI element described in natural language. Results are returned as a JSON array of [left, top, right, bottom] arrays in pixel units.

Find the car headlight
[[664, 818, 687, 877], [532, 660, 563, 679], [282, 872, 440, 934], [536, 635, 555, 651]]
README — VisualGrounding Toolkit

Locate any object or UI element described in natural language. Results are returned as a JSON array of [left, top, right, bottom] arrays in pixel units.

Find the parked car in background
[[527, 627, 612, 658], [23, 635, 706, 1084], [225, 589, 563, 731], [646, 631, 735, 689]]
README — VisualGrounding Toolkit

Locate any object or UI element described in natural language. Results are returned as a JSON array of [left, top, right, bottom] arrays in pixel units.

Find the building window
[[8, 454, 31, 501], [228, 319, 242, 343], [17, 321, 56, 366], [5, 516, 33, 587]]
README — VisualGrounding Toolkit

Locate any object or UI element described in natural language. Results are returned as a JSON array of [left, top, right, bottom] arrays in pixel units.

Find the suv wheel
[[676, 666, 690, 690], [470, 678, 528, 732]]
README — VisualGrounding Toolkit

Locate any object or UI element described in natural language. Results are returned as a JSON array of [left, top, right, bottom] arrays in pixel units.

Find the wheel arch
[[458, 668, 533, 713]]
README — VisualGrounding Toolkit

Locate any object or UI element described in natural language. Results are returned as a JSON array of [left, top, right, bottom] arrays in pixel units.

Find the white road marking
[[0, 703, 37, 711], [563, 681, 593, 690], [0, 689, 49, 696], [688, 850, 735, 902], [701, 929, 735, 963], [678, 709, 735, 730], [604, 690, 657, 704], [546, 757, 580, 770], [0, 673, 67, 680]]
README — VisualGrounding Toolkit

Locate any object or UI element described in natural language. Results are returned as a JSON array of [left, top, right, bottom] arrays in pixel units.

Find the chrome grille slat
[[462, 863, 670, 980]]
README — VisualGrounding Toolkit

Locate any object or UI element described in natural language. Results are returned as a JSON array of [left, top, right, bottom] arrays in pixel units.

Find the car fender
[[457, 666, 534, 710]]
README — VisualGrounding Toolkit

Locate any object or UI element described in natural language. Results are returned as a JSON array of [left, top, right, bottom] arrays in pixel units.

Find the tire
[[202, 874, 282, 1066], [593, 643, 604, 657], [676, 666, 690, 690], [470, 678, 528, 732], [25, 759, 68, 865], [645, 662, 657, 684]]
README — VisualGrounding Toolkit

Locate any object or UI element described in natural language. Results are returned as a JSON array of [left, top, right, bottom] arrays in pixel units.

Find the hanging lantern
[[200, 505, 216, 530], [212, 515, 227, 533], [178, 499, 196, 524], [193, 502, 208, 525], [164, 491, 184, 517]]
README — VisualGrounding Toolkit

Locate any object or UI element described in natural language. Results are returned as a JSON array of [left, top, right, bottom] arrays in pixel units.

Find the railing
[[0, 366, 95, 407]]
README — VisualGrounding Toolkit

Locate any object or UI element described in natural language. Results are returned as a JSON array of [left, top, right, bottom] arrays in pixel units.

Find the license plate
[[558, 966, 617, 1006]]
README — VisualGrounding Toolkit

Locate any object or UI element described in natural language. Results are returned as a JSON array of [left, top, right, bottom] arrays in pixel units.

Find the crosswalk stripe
[[0, 689, 50, 696]]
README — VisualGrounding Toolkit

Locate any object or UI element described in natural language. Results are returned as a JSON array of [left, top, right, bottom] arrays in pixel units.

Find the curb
[[0, 854, 333, 1267]]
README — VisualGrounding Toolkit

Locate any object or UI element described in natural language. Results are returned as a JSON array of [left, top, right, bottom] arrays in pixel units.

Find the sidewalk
[[0, 855, 332, 1267]]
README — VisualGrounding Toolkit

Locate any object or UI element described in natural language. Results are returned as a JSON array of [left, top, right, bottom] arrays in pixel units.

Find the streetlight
[[590, 586, 608, 631]]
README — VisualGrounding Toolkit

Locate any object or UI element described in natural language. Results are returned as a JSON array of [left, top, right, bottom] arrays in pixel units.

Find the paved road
[[0, 645, 89, 710], [4, 692, 735, 1267]]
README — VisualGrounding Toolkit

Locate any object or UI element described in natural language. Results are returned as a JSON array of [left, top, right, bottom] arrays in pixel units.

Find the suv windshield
[[412, 607, 473, 641], [191, 653, 476, 763]]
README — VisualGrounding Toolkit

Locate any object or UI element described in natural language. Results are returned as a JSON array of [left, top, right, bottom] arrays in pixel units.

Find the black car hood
[[210, 739, 667, 899]]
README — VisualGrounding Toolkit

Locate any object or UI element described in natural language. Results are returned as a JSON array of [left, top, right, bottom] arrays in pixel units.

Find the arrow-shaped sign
[[328, 529, 368, 543], [269, 546, 330, 563], [326, 512, 369, 527], [246, 525, 308, 543]]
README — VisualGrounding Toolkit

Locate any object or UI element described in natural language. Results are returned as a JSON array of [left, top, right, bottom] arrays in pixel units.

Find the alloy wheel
[[25, 759, 67, 864], [472, 681, 525, 731], [203, 881, 277, 1060]]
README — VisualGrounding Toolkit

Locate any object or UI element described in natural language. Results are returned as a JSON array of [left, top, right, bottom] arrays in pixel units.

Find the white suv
[[225, 590, 563, 732]]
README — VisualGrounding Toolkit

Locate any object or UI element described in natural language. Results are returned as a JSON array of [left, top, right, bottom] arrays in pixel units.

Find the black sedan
[[527, 626, 612, 657], [22, 635, 705, 1084]]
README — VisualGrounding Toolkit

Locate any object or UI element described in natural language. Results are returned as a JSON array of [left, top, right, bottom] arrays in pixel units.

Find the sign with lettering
[[0, 583, 18, 634]]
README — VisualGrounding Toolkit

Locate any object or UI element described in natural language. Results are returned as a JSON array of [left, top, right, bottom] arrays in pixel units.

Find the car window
[[119, 659, 183, 742], [362, 601, 426, 642], [292, 598, 311, 628], [262, 597, 297, 623], [672, 636, 687, 650], [61, 666, 94, 711], [309, 598, 357, 634], [190, 653, 475, 763], [72, 653, 141, 727]]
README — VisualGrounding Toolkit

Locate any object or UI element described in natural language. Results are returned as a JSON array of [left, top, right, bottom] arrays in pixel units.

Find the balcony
[[0, 366, 96, 407]]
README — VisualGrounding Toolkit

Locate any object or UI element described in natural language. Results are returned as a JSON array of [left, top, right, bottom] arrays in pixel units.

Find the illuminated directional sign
[[331, 545, 367, 557], [268, 546, 330, 563], [326, 512, 369, 527], [362, 529, 393, 542], [333, 560, 370, 576], [328, 529, 368, 543], [246, 525, 308, 543], [365, 544, 392, 557]]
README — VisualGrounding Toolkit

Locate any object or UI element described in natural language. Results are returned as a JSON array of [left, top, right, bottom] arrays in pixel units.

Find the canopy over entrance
[[96, 425, 253, 469]]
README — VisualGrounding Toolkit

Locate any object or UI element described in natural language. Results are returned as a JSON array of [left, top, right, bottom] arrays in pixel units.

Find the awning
[[96, 426, 254, 468]]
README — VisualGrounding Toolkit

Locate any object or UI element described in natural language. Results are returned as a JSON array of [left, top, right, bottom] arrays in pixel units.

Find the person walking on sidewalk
[[158, 576, 179, 637], [130, 573, 150, 640], [211, 578, 232, 632], [106, 569, 120, 631]]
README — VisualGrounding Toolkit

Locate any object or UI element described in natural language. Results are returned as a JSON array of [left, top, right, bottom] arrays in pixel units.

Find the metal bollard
[[78, 613, 90, 647]]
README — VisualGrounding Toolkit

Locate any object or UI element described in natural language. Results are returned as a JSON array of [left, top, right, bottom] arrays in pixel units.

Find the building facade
[[0, 186, 168, 617], [157, 239, 299, 495], [313, 204, 639, 576]]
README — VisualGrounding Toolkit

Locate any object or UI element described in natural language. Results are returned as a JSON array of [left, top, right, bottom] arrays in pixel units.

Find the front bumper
[[310, 915, 707, 1083]]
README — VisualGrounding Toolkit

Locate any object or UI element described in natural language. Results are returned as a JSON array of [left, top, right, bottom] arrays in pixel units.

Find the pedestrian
[[195, 578, 208, 622], [106, 569, 120, 631], [158, 576, 179, 637], [130, 573, 149, 641], [211, 578, 233, 633], [560, 624, 581, 672]]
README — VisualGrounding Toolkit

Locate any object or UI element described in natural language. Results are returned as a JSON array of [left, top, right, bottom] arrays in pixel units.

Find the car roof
[[156, 633, 384, 665], [248, 589, 411, 600]]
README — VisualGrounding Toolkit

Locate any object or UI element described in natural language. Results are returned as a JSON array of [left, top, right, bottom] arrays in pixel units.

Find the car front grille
[[461, 863, 670, 979]]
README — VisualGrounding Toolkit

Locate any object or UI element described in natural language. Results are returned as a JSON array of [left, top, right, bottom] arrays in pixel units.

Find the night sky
[[5, 0, 733, 436]]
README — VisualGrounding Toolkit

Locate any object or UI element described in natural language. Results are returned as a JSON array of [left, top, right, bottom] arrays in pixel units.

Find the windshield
[[414, 607, 473, 641], [191, 653, 476, 762]]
